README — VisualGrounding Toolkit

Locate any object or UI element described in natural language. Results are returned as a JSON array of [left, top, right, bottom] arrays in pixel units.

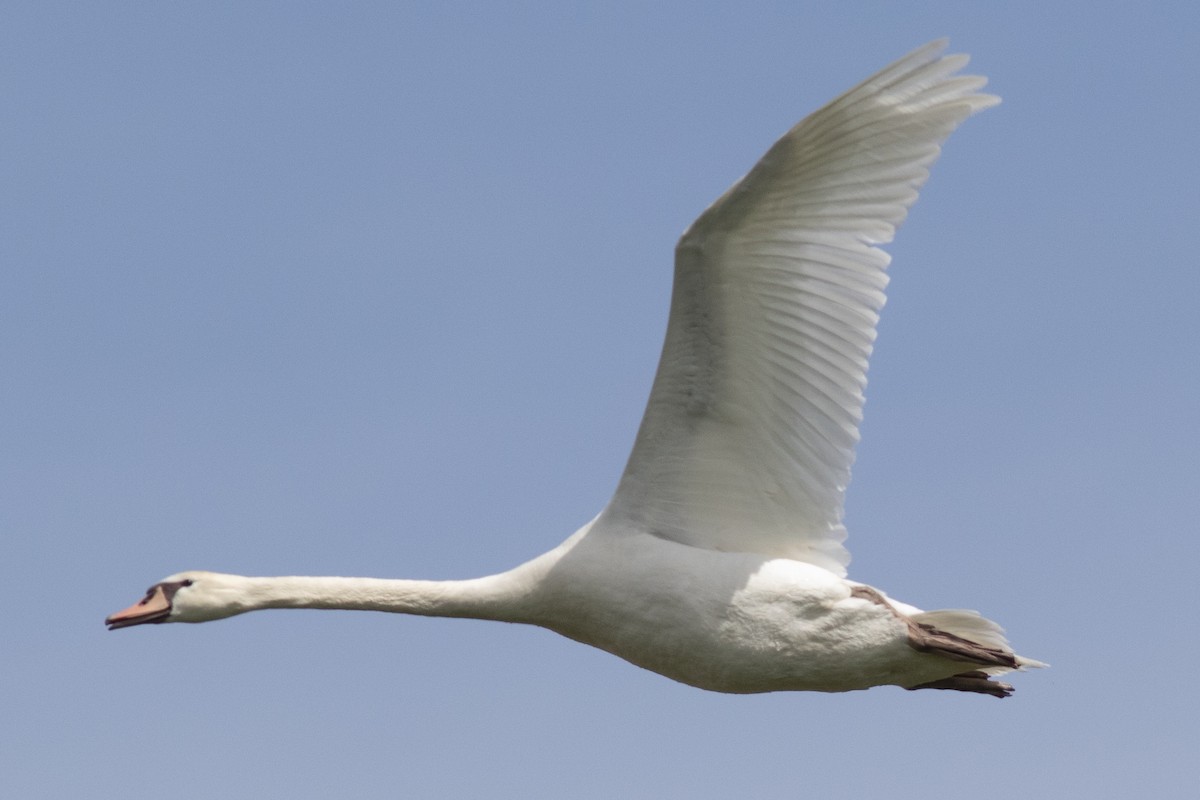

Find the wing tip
[[855, 38, 999, 110]]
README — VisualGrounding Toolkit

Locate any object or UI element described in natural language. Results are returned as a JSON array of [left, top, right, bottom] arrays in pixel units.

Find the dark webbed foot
[[907, 670, 1014, 698]]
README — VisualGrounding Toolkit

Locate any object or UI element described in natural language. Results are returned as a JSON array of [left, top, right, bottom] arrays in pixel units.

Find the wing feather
[[600, 41, 998, 575]]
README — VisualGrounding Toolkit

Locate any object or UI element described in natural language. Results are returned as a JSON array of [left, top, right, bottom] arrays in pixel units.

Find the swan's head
[[105, 571, 249, 629]]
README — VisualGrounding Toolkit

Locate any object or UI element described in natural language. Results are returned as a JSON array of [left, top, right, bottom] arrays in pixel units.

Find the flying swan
[[108, 40, 1043, 697]]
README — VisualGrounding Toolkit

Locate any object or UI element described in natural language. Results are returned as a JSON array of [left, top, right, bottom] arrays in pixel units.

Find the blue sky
[[4, 3, 1198, 798]]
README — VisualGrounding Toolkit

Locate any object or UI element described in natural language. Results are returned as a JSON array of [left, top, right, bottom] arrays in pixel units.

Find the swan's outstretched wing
[[601, 41, 998, 576]]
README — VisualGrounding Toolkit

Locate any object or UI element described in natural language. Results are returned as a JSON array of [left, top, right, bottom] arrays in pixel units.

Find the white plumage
[[108, 41, 1042, 698], [609, 42, 996, 576]]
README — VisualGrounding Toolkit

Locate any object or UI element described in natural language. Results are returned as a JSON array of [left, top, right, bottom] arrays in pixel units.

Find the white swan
[[108, 41, 1042, 697]]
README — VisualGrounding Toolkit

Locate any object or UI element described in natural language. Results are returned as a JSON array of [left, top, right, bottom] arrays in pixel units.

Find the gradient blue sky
[[4, 4, 1198, 798]]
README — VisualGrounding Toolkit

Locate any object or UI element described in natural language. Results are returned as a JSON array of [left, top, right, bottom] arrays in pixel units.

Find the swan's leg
[[849, 585, 1018, 669], [904, 619, 1018, 669], [907, 670, 1014, 698]]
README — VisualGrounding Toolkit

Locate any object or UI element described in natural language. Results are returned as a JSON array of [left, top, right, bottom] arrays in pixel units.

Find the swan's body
[[109, 41, 1042, 697]]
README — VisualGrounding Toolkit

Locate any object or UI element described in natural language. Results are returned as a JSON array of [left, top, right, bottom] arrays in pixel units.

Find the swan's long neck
[[173, 531, 583, 625], [229, 573, 536, 622]]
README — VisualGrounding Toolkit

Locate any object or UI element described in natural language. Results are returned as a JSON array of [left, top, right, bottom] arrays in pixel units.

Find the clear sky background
[[4, 3, 1197, 798]]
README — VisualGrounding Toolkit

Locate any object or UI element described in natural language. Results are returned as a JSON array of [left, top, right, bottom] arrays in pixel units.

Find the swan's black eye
[[181, 579, 194, 587]]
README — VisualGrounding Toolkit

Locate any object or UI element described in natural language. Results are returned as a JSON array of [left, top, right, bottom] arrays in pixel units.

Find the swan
[[108, 40, 1043, 697]]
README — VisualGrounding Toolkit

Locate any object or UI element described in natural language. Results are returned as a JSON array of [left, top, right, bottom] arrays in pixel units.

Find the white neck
[[233, 572, 535, 621], [170, 529, 584, 625]]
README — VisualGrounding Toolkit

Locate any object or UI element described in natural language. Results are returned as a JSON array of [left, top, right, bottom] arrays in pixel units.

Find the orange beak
[[106, 585, 172, 630]]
